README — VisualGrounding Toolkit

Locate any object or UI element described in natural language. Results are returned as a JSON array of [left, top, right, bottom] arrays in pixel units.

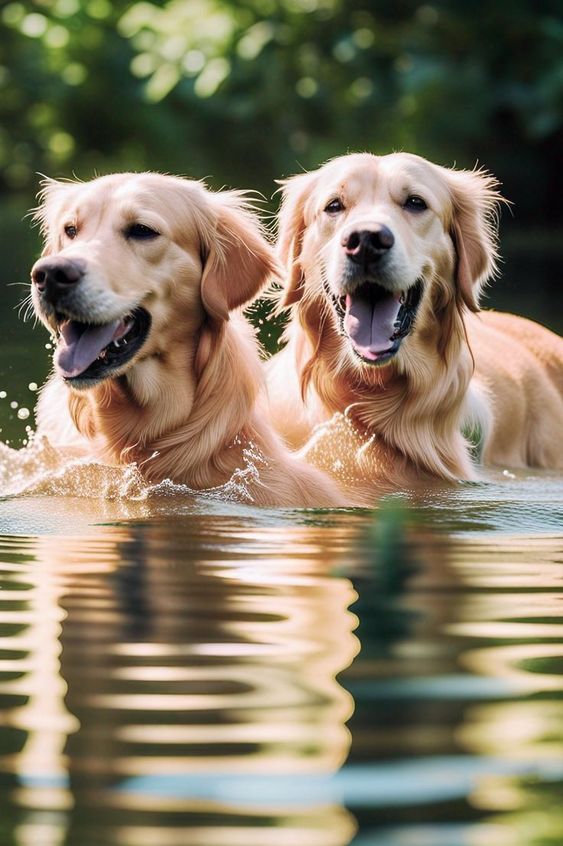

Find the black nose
[[31, 257, 84, 298], [343, 226, 395, 266]]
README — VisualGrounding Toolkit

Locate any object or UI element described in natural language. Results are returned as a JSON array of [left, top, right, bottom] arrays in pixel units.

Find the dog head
[[31, 173, 277, 391], [277, 152, 502, 368]]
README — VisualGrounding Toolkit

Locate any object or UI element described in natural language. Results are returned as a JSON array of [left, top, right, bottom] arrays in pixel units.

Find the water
[[0, 436, 561, 846]]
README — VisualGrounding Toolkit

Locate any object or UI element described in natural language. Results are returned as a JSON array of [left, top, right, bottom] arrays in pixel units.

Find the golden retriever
[[30, 172, 345, 507], [267, 153, 563, 498]]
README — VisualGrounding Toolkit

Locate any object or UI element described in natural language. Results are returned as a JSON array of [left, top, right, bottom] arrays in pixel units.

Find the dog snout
[[31, 257, 85, 299], [342, 226, 395, 267]]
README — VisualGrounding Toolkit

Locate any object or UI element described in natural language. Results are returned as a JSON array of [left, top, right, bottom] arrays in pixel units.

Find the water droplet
[[0, 391, 6, 399], [17, 408, 30, 420], [10, 401, 18, 409], [28, 382, 38, 391]]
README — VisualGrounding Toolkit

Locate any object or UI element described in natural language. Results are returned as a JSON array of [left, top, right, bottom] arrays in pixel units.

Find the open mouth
[[53, 307, 151, 386], [330, 280, 423, 365]]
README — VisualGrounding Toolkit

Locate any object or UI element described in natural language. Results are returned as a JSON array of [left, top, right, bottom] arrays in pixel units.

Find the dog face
[[31, 173, 275, 391], [278, 153, 501, 367]]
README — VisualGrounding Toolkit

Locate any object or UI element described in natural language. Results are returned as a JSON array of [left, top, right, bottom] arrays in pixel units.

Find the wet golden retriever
[[30, 173, 344, 507], [267, 153, 563, 498]]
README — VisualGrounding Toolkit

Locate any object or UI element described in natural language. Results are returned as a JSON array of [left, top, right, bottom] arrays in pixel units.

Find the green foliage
[[462, 419, 484, 461], [1, 0, 562, 211], [0, 0, 561, 406]]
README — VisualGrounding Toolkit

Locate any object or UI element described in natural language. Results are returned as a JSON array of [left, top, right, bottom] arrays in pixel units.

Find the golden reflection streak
[[0, 547, 78, 812], [449, 622, 563, 638], [449, 533, 563, 846], [449, 534, 563, 588], [0, 534, 126, 846], [458, 701, 563, 761], [6, 521, 362, 846], [14, 819, 69, 846], [113, 818, 356, 846]]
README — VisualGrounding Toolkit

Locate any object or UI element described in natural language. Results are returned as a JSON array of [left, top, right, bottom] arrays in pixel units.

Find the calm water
[[0, 436, 561, 846]]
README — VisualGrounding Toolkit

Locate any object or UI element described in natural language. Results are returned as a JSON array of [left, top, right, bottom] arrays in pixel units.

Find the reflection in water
[[0, 521, 360, 846], [0, 468, 562, 845], [337, 527, 563, 846], [454, 535, 563, 846]]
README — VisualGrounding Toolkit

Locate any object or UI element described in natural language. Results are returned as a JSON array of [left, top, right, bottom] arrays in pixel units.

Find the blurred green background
[[1, 0, 562, 441]]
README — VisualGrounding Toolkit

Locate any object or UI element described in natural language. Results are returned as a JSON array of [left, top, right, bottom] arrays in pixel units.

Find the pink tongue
[[55, 319, 121, 378], [343, 290, 402, 358]]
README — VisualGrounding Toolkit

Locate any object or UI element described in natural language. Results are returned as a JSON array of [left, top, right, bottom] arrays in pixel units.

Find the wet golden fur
[[32, 173, 345, 507], [267, 153, 563, 500]]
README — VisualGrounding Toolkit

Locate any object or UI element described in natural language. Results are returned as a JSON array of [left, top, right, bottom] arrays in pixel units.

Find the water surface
[[0, 441, 561, 846]]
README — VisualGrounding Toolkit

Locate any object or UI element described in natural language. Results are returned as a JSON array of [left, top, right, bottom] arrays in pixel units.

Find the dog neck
[[66, 317, 266, 490], [294, 287, 476, 483]]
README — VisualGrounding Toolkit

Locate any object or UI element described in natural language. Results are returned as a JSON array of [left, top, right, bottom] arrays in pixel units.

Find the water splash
[[0, 433, 268, 506], [301, 411, 390, 489], [147, 441, 266, 505], [0, 382, 38, 447]]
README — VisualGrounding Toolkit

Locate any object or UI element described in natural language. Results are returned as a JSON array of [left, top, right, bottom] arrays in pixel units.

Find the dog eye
[[324, 198, 345, 215], [64, 224, 77, 239], [403, 195, 428, 212], [125, 223, 160, 240]]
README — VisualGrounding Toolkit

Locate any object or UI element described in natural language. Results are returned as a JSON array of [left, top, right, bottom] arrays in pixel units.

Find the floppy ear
[[276, 171, 317, 309], [446, 168, 504, 312], [200, 195, 278, 323]]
